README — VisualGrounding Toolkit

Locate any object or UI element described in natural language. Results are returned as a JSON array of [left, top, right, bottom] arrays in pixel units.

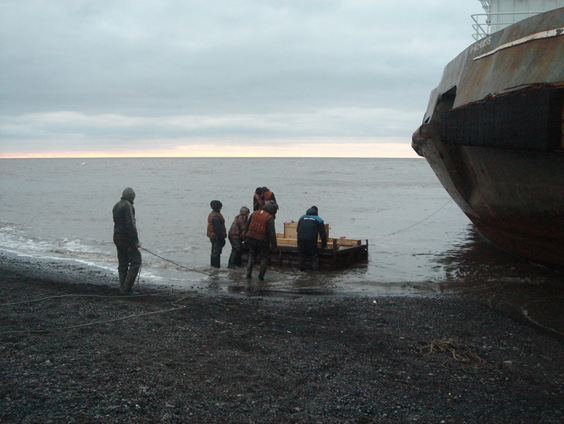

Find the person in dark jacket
[[113, 187, 142, 295], [252, 187, 264, 211], [253, 187, 277, 211], [297, 206, 327, 271], [207, 200, 227, 268], [244, 201, 278, 280], [227, 206, 250, 269]]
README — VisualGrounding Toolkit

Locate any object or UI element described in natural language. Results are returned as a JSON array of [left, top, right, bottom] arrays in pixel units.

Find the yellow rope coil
[[418, 339, 490, 373]]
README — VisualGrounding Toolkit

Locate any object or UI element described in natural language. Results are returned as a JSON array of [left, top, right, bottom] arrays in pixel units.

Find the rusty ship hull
[[412, 8, 564, 269]]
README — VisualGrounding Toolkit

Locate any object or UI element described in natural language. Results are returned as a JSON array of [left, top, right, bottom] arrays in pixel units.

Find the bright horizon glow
[[0, 142, 420, 159]]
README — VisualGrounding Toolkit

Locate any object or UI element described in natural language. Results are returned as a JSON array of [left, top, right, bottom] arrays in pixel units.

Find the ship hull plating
[[413, 8, 564, 268]]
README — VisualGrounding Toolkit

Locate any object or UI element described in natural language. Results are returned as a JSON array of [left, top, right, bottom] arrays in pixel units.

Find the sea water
[[1, 158, 563, 305]]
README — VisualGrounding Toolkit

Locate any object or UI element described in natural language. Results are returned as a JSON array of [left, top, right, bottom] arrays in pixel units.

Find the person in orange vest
[[244, 201, 278, 280], [207, 200, 227, 268], [253, 187, 277, 211]]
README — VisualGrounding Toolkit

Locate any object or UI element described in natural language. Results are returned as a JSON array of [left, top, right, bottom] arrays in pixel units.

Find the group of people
[[207, 187, 328, 280], [112, 186, 328, 294], [207, 197, 278, 281]]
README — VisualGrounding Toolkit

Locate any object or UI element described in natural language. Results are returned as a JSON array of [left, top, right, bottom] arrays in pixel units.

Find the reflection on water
[[217, 267, 346, 297], [172, 222, 564, 336], [436, 224, 564, 337]]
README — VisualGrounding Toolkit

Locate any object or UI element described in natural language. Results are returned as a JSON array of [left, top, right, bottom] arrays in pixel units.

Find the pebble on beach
[[0, 253, 563, 423]]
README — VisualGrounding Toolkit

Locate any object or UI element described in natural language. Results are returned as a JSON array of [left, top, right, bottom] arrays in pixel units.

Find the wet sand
[[1, 252, 563, 423]]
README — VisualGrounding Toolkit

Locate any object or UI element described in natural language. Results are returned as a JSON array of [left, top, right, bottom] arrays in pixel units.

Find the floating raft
[[243, 222, 368, 270]]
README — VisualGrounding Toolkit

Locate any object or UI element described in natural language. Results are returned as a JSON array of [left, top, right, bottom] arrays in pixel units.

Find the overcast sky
[[0, 0, 483, 158]]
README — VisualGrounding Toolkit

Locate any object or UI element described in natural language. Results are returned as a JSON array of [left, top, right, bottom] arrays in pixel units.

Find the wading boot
[[258, 265, 266, 281], [122, 265, 140, 295], [211, 256, 221, 268], [123, 277, 135, 295], [227, 252, 236, 268], [227, 250, 238, 269], [258, 257, 268, 281], [246, 254, 254, 278], [311, 256, 320, 272], [118, 270, 127, 294]]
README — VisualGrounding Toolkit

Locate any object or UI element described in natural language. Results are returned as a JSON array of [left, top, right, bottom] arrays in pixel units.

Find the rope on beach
[[383, 199, 452, 237], [140, 247, 213, 276], [0, 291, 364, 336], [417, 339, 490, 373], [520, 296, 564, 338], [0, 294, 193, 335], [0, 290, 182, 307]]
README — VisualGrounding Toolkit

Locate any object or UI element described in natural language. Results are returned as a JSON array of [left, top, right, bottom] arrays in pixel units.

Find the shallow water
[[0, 158, 562, 333]]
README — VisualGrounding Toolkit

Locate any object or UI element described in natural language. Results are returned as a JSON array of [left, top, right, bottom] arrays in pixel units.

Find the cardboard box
[[284, 221, 297, 239]]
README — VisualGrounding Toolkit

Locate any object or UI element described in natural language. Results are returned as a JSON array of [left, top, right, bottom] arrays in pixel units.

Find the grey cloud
[[1, 107, 419, 142], [0, 0, 481, 153]]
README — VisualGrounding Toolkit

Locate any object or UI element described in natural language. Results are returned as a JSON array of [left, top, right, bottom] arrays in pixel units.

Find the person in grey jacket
[[113, 187, 142, 295], [227, 206, 250, 268]]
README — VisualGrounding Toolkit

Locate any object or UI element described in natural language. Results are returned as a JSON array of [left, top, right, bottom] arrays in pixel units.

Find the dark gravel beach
[[1, 253, 563, 423]]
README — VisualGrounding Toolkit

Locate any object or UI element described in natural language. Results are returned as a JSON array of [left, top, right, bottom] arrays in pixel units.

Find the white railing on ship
[[471, 11, 543, 40]]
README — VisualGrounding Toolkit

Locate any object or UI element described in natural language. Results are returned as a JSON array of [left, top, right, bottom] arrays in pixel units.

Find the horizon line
[[0, 155, 423, 159]]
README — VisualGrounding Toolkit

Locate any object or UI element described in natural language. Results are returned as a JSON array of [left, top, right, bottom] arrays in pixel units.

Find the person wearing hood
[[112, 187, 142, 294], [207, 200, 227, 268], [253, 186, 277, 211], [227, 206, 250, 269], [297, 206, 327, 271], [244, 201, 278, 280]]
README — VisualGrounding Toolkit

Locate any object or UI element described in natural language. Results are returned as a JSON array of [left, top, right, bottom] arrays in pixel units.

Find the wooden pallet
[[277, 222, 362, 249], [242, 222, 368, 270]]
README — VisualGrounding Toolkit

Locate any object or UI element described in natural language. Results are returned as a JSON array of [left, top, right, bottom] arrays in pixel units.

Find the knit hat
[[240, 206, 250, 215]]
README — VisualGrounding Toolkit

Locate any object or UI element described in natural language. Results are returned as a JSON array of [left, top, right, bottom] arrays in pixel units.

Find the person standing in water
[[253, 187, 277, 211], [207, 200, 227, 268], [244, 201, 278, 281], [227, 206, 250, 268], [297, 206, 327, 271], [112, 187, 142, 295]]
